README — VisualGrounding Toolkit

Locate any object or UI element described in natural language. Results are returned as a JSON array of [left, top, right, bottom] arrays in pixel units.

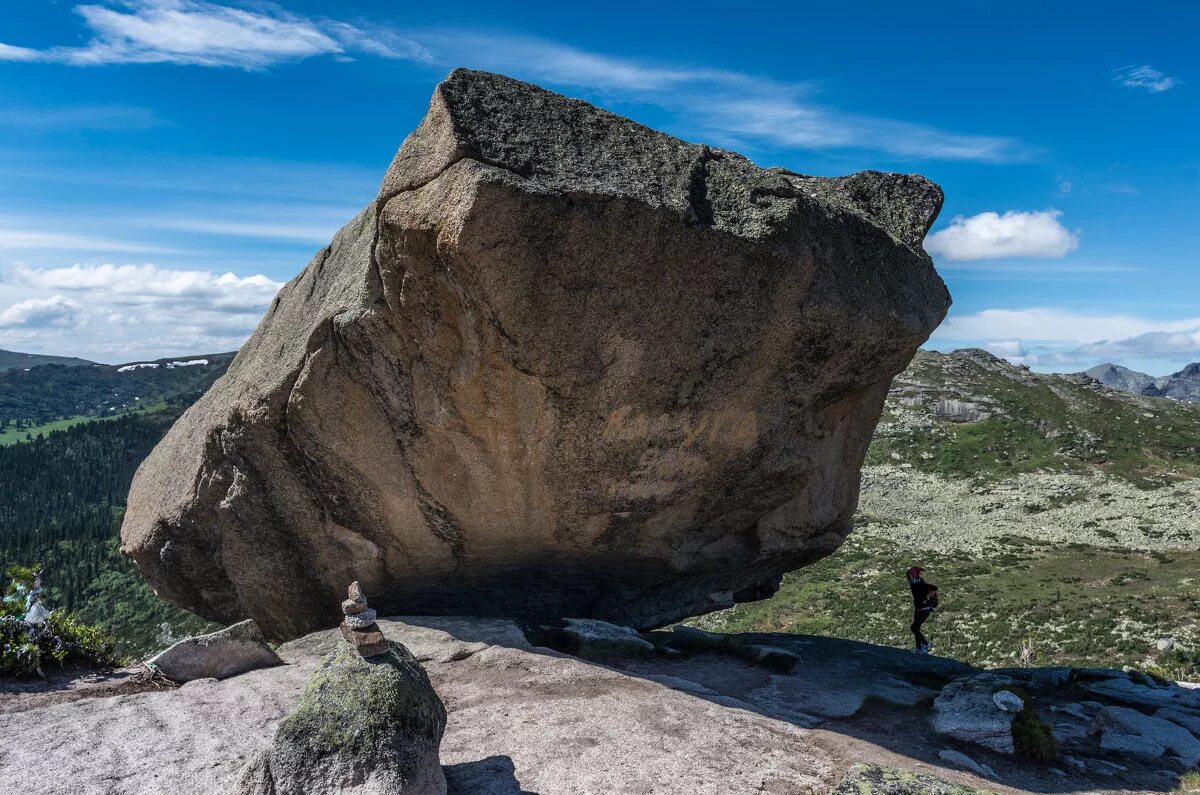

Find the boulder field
[[119, 69, 950, 640]]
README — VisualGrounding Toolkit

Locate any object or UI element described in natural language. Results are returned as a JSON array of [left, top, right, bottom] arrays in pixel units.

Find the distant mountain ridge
[[0, 348, 97, 372], [0, 351, 236, 425], [872, 348, 1200, 486], [1085, 361, 1200, 403]]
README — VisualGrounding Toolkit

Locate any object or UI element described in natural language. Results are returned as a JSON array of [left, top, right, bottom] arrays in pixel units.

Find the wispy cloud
[[420, 33, 1031, 163], [2, 10, 1029, 163], [0, 105, 164, 131], [140, 207, 360, 243], [0, 0, 429, 69], [933, 307, 1200, 369], [1114, 65, 1182, 93], [0, 227, 179, 254], [925, 210, 1079, 261]]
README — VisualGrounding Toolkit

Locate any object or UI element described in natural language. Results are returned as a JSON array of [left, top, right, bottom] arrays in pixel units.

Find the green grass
[[0, 400, 169, 446], [871, 350, 1200, 488], [689, 536, 1200, 678]]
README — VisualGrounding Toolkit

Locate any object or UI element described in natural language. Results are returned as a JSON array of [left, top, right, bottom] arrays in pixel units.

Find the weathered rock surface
[[1089, 705, 1200, 766], [4, 619, 1195, 795], [120, 68, 949, 639], [833, 764, 995, 795], [146, 619, 281, 682], [931, 673, 1020, 754], [239, 641, 447, 795], [559, 617, 654, 659]]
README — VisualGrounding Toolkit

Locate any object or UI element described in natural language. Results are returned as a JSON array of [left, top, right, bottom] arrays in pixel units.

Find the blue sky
[[1, 1, 1197, 373]]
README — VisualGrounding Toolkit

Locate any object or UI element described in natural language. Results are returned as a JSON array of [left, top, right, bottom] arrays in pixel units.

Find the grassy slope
[[0, 349, 95, 372], [691, 535, 1200, 678], [694, 349, 1200, 678], [868, 349, 1200, 487]]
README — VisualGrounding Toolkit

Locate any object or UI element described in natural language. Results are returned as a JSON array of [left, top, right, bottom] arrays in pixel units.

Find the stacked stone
[[339, 581, 389, 657]]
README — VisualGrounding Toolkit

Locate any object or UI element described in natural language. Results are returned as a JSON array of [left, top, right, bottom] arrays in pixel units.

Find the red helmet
[[906, 566, 924, 579]]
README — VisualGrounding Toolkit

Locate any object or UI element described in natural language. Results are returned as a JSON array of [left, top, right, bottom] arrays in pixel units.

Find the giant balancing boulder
[[121, 68, 950, 640]]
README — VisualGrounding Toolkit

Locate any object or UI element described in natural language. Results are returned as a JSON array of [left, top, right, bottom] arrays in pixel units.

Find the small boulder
[[146, 619, 281, 683], [992, 690, 1024, 713], [239, 642, 447, 795], [561, 618, 655, 659], [932, 673, 1020, 754], [1156, 638, 1176, 651], [1089, 706, 1200, 766]]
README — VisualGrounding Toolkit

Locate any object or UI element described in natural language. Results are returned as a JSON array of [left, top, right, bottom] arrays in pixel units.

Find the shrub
[[1, 564, 122, 678], [1012, 703, 1058, 763], [1175, 771, 1200, 794]]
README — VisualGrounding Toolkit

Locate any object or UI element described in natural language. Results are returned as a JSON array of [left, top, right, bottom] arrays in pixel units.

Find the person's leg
[[911, 608, 930, 649]]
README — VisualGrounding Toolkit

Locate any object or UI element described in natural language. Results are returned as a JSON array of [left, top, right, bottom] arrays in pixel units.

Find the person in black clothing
[[907, 566, 938, 654]]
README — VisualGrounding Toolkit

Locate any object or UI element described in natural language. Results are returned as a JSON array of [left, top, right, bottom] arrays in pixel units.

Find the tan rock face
[[120, 69, 950, 640]]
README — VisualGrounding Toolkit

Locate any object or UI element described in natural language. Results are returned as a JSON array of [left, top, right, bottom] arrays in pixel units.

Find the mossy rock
[[240, 641, 447, 794], [834, 764, 1000, 795]]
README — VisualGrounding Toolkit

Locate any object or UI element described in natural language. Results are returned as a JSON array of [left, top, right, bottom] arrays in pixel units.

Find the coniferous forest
[[0, 357, 231, 655]]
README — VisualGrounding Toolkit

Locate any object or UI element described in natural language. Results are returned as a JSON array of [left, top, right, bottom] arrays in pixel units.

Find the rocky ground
[[3, 617, 1199, 794]]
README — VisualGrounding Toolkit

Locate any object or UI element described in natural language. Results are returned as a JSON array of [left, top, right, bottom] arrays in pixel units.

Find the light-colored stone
[[343, 607, 378, 628], [120, 68, 949, 641], [1156, 637, 1176, 651], [992, 689, 1024, 713], [146, 619, 281, 683]]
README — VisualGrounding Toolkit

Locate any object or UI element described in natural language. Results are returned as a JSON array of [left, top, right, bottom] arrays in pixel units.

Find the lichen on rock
[[239, 642, 447, 795], [834, 763, 1000, 795]]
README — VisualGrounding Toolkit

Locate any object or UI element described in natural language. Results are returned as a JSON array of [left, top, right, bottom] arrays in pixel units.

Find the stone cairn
[[339, 581, 389, 657]]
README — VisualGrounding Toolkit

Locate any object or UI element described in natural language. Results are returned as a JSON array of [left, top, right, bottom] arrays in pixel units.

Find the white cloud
[[0, 296, 84, 329], [933, 307, 1200, 370], [9, 263, 281, 309], [0, 43, 42, 62], [1114, 65, 1182, 93], [924, 210, 1079, 261], [2, 16, 1027, 162], [0, 105, 164, 131], [934, 307, 1200, 343], [0, 0, 429, 69], [0, 228, 179, 254], [0, 263, 282, 359], [415, 33, 1031, 163]]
